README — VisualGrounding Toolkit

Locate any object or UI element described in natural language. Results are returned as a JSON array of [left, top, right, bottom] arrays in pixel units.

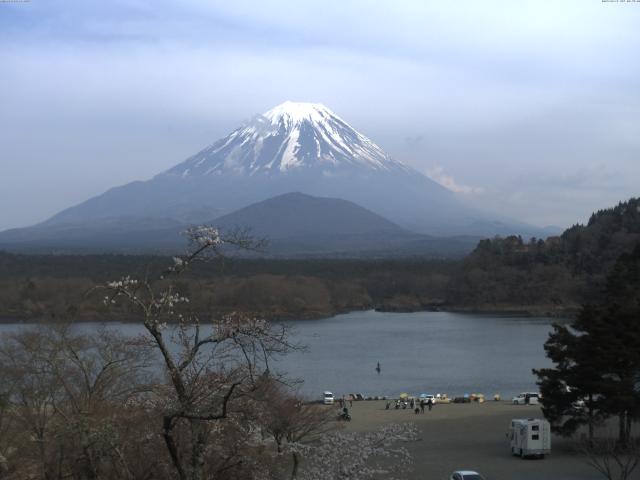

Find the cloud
[[404, 135, 424, 147], [520, 165, 623, 191], [424, 166, 484, 195], [1, 1, 639, 230]]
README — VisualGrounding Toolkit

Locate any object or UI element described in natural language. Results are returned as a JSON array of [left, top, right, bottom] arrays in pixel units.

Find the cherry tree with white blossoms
[[99, 225, 419, 480], [100, 226, 293, 480]]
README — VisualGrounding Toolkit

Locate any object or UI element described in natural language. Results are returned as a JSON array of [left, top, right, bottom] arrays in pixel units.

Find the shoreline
[[0, 304, 576, 324]]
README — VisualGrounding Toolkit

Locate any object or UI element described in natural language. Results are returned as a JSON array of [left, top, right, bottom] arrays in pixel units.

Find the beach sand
[[336, 400, 612, 480]]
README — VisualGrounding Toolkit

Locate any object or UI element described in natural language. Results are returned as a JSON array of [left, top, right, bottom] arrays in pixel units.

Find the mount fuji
[[0, 101, 549, 254]]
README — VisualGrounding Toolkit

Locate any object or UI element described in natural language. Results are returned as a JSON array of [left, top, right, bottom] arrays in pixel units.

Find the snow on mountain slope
[[163, 101, 410, 177], [19, 101, 550, 240]]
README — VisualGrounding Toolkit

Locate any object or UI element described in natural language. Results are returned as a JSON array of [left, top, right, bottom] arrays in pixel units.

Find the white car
[[323, 391, 335, 405], [450, 470, 486, 480], [572, 398, 586, 410], [512, 392, 540, 405]]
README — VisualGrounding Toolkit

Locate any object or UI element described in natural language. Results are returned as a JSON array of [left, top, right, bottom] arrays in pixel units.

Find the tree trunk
[[290, 451, 300, 480], [618, 411, 629, 447], [587, 394, 594, 444], [190, 420, 207, 480], [163, 416, 187, 480], [37, 432, 48, 480]]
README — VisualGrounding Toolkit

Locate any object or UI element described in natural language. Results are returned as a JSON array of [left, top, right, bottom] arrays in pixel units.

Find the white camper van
[[508, 418, 551, 458], [323, 391, 335, 405]]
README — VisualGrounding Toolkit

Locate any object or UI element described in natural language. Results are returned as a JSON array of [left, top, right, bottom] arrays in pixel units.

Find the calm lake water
[[277, 310, 558, 400], [0, 310, 559, 401]]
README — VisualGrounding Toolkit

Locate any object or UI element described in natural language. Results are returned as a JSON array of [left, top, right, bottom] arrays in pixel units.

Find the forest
[[0, 197, 638, 323]]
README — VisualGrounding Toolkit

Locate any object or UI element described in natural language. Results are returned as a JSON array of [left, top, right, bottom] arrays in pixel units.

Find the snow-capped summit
[[262, 101, 336, 127], [163, 101, 408, 177]]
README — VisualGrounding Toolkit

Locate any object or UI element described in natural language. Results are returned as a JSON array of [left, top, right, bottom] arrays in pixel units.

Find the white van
[[508, 418, 551, 458], [511, 392, 540, 405], [323, 391, 335, 405]]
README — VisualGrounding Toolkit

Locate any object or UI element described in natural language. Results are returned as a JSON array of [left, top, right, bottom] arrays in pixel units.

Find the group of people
[[386, 396, 434, 414]]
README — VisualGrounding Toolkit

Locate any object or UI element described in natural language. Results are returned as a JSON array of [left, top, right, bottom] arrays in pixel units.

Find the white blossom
[[172, 256, 184, 267], [186, 226, 222, 247], [289, 423, 418, 480]]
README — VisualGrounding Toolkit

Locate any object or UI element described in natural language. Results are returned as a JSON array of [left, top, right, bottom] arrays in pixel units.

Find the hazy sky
[[1, 0, 639, 230]]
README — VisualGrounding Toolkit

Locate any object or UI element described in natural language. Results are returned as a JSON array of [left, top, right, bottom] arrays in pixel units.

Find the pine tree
[[535, 244, 640, 445]]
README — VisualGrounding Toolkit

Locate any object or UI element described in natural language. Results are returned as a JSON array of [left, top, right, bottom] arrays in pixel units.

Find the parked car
[[512, 392, 540, 405], [572, 398, 586, 410], [323, 391, 335, 405], [453, 396, 471, 403], [564, 385, 586, 410], [449, 470, 486, 480]]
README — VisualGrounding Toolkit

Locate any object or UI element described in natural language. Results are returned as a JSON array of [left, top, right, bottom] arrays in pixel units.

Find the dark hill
[[213, 192, 406, 239], [212, 192, 478, 257]]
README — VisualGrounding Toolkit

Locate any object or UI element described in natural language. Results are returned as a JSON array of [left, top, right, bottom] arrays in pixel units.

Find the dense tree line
[[0, 256, 457, 322], [2, 198, 639, 322], [448, 197, 640, 313]]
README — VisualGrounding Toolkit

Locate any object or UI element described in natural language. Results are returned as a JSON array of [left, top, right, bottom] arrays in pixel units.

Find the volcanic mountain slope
[[34, 101, 537, 236], [0, 101, 551, 254]]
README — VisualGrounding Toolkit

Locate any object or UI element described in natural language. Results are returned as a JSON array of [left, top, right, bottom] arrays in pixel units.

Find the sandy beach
[[336, 400, 615, 480]]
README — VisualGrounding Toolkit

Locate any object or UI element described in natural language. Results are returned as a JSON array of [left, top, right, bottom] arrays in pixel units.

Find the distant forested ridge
[[447, 197, 640, 314], [1, 198, 638, 321]]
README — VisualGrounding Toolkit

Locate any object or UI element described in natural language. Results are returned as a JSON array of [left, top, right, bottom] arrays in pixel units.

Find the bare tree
[[255, 382, 337, 479], [579, 436, 640, 480], [0, 325, 154, 479], [0, 328, 62, 479], [99, 227, 296, 480]]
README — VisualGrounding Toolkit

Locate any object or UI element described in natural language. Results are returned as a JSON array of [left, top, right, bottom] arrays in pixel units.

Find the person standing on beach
[[420, 400, 425, 413], [428, 398, 433, 411]]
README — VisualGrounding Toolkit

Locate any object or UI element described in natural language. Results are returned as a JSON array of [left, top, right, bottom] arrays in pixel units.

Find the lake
[[0, 310, 559, 401], [276, 310, 558, 400]]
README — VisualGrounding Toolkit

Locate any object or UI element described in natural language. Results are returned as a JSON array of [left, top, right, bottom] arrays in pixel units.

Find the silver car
[[450, 471, 486, 480]]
